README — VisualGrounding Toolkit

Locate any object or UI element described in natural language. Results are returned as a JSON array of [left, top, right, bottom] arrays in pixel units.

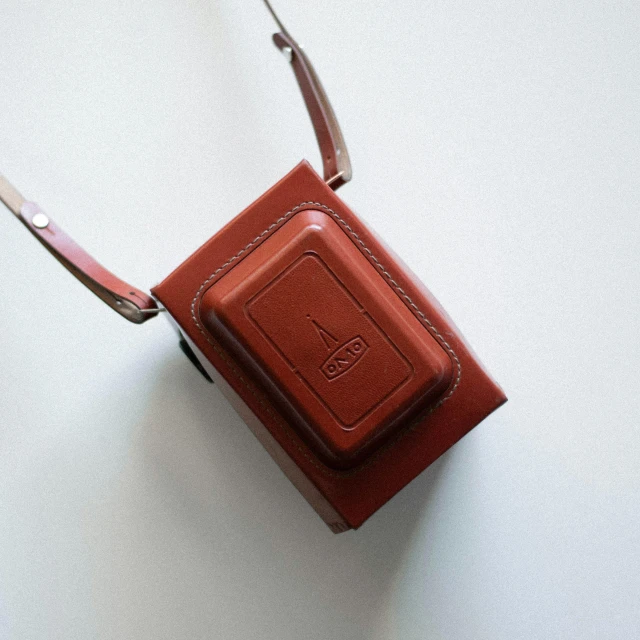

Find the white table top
[[1, 1, 638, 638]]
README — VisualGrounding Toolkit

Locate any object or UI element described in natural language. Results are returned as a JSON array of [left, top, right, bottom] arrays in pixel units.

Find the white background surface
[[1, 1, 638, 638]]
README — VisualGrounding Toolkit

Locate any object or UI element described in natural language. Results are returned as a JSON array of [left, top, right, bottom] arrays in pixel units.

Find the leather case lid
[[200, 209, 452, 469], [152, 161, 507, 530]]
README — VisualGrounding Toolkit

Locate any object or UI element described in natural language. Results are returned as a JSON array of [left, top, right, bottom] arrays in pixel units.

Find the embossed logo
[[308, 316, 368, 380]]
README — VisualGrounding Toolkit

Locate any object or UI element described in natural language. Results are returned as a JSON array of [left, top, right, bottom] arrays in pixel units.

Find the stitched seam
[[190, 201, 462, 478]]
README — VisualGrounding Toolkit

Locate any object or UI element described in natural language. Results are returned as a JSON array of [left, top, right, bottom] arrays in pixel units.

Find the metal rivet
[[32, 212, 50, 229], [281, 46, 293, 63]]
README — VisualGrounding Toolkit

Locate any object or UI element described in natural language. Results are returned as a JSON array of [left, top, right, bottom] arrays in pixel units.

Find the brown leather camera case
[[152, 160, 506, 533]]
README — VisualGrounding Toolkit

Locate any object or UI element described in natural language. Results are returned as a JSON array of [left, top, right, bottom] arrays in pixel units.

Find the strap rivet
[[281, 46, 293, 62], [32, 212, 49, 229]]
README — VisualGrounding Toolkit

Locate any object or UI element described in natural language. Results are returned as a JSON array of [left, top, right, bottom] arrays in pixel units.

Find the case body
[[152, 161, 506, 532]]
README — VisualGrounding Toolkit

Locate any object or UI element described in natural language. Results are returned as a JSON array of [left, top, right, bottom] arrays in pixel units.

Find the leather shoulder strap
[[0, 3, 351, 323], [0, 176, 158, 324], [264, 1, 352, 189]]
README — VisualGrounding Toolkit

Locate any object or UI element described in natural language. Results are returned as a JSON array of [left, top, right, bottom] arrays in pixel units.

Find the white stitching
[[190, 201, 462, 477]]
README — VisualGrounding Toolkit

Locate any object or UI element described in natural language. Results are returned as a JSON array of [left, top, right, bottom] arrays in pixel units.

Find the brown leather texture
[[200, 209, 452, 469], [153, 160, 507, 532]]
